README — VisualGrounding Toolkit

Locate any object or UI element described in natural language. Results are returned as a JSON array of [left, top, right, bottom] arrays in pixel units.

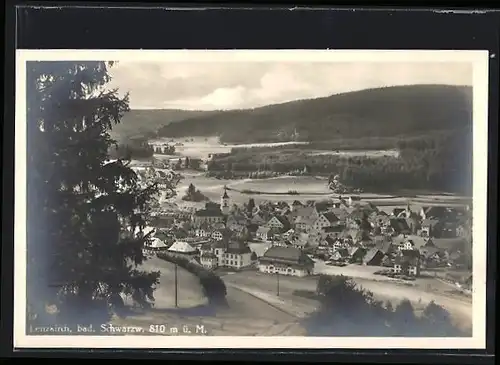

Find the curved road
[[129, 257, 303, 336]]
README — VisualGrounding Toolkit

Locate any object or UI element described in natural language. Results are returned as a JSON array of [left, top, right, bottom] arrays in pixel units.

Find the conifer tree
[[26, 61, 173, 324]]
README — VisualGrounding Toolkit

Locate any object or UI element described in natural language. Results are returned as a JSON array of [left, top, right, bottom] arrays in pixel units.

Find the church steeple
[[221, 186, 230, 215], [405, 200, 412, 218]]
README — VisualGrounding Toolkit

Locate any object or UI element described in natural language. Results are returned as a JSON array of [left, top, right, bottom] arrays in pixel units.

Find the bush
[[156, 253, 227, 307], [307, 274, 468, 337]]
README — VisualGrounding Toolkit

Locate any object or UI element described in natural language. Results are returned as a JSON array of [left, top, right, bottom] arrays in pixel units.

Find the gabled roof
[[363, 248, 384, 264], [375, 240, 393, 254], [194, 208, 224, 217], [419, 246, 441, 259], [392, 208, 405, 216], [332, 248, 349, 257], [149, 237, 168, 249], [348, 246, 366, 256], [323, 224, 345, 233], [295, 216, 315, 225], [168, 241, 197, 253], [422, 206, 448, 219], [261, 246, 314, 265], [257, 226, 271, 234], [294, 206, 315, 218], [292, 200, 304, 206], [226, 241, 252, 255], [269, 215, 290, 226], [390, 218, 411, 233], [324, 236, 336, 245], [321, 212, 339, 224]]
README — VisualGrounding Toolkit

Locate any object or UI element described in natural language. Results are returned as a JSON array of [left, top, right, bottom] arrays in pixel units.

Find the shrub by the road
[[156, 253, 227, 307], [307, 275, 469, 337]]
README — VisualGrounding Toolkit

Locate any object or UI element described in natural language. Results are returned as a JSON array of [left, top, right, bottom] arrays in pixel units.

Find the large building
[[192, 203, 225, 228], [199, 239, 253, 270], [258, 246, 314, 277]]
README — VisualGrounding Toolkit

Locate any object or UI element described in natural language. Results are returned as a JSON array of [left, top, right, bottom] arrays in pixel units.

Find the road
[[221, 270, 473, 331], [112, 256, 305, 336]]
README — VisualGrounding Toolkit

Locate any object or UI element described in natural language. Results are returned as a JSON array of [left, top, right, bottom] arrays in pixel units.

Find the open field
[[171, 173, 471, 210], [149, 137, 310, 160], [307, 149, 400, 158]]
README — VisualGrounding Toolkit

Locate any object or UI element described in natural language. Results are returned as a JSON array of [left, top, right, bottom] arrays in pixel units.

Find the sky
[[107, 61, 472, 110]]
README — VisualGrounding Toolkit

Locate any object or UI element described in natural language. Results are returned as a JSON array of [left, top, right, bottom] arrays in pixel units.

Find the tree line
[[208, 129, 471, 195], [306, 275, 469, 337]]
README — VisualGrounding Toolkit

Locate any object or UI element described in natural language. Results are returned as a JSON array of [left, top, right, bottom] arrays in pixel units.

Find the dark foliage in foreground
[[306, 275, 469, 337], [26, 61, 171, 329], [156, 253, 228, 307]]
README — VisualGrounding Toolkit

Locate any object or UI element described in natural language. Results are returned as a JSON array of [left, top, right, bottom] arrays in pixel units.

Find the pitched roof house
[[390, 218, 411, 235], [363, 248, 385, 266], [258, 246, 315, 276], [168, 241, 197, 255], [266, 215, 291, 231]]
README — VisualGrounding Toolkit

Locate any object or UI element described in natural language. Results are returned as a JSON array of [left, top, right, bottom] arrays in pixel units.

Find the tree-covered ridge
[[157, 85, 472, 144], [110, 109, 217, 142], [26, 61, 176, 328]]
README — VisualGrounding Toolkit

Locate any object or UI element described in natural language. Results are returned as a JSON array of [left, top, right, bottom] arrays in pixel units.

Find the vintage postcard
[[14, 50, 488, 349]]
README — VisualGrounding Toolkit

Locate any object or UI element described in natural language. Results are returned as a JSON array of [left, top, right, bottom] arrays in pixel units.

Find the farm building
[[258, 246, 314, 277]]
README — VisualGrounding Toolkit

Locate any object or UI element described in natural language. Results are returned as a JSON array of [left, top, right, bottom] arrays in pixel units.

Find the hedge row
[[156, 253, 228, 306]]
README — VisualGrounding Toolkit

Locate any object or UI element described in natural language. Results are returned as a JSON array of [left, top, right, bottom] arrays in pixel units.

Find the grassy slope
[[110, 109, 218, 142], [156, 85, 472, 144]]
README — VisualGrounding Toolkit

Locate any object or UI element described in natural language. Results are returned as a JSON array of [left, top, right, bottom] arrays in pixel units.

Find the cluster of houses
[[138, 185, 471, 279]]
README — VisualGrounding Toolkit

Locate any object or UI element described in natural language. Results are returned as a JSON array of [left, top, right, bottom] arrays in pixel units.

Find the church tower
[[221, 186, 230, 215], [405, 201, 412, 218]]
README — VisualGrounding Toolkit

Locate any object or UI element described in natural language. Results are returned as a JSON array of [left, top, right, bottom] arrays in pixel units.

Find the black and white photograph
[[14, 50, 488, 349]]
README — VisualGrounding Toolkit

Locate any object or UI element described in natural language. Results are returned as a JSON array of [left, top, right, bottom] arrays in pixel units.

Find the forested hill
[[156, 85, 472, 144], [110, 109, 217, 142]]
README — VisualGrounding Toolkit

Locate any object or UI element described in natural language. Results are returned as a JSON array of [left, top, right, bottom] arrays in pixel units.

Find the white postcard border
[[14, 49, 489, 349]]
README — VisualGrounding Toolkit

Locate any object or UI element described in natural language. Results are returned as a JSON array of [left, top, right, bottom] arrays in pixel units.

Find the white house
[[258, 246, 314, 277], [266, 216, 289, 232], [312, 212, 339, 231], [256, 226, 272, 241], [294, 216, 315, 232], [195, 227, 210, 238], [199, 240, 253, 270], [221, 241, 253, 269], [398, 239, 416, 251], [200, 252, 218, 270]]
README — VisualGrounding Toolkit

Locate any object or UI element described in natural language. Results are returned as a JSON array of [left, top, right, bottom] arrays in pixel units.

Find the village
[[134, 165, 473, 296]]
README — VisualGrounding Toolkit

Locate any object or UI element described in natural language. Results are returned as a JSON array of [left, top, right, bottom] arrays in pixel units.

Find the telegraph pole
[[174, 263, 178, 307], [276, 271, 280, 297]]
